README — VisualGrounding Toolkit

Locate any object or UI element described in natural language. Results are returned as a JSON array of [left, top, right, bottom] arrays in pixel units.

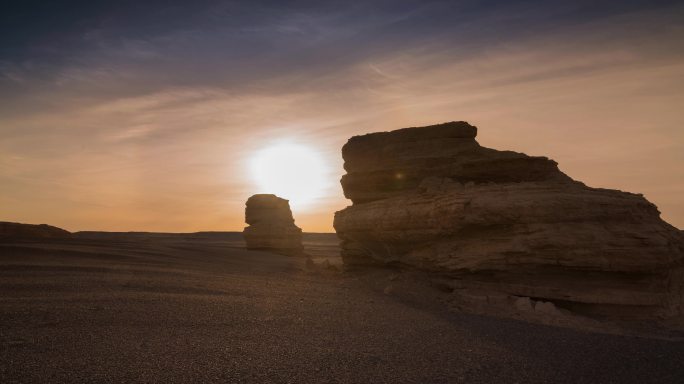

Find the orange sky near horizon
[[1, 2, 683, 233]]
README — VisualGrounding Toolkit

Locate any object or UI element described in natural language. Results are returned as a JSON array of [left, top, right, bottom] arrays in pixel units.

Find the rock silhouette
[[334, 121, 684, 326], [243, 194, 303, 256], [0, 221, 71, 240]]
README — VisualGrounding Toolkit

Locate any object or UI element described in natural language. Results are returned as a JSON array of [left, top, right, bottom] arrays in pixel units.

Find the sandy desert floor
[[1, 233, 684, 383]]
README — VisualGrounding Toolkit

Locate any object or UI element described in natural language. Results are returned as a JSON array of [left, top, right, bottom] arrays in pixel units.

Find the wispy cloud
[[1, 0, 683, 231]]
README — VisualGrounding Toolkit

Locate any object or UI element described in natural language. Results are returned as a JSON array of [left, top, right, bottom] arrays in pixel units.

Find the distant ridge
[[0, 221, 71, 239], [72, 231, 335, 240]]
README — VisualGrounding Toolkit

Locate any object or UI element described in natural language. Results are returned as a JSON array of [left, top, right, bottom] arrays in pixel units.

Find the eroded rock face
[[243, 194, 303, 256], [334, 121, 684, 326]]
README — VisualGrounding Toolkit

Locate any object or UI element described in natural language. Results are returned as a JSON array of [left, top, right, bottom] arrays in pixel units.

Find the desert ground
[[1, 233, 683, 383]]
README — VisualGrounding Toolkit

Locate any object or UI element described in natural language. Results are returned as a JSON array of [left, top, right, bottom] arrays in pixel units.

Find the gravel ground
[[1, 235, 683, 383]]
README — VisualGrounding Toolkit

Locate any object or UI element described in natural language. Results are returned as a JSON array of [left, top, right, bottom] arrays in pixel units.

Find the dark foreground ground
[[1, 233, 683, 383]]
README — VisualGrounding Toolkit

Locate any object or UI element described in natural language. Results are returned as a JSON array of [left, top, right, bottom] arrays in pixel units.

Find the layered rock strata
[[243, 194, 304, 256], [334, 121, 684, 325]]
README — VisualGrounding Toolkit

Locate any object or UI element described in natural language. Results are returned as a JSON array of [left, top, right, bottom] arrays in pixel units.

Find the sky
[[1, 0, 683, 232]]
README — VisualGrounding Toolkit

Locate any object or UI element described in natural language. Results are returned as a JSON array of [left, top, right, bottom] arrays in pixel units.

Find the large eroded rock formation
[[334, 121, 684, 326], [243, 194, 303, 256]]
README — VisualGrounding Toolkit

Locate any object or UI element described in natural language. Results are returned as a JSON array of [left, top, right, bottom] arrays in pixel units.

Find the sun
[[249, 142, 330, 209]]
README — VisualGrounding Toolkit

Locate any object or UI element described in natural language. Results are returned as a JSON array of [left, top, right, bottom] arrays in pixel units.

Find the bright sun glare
[[250, 142, 329, 209]]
